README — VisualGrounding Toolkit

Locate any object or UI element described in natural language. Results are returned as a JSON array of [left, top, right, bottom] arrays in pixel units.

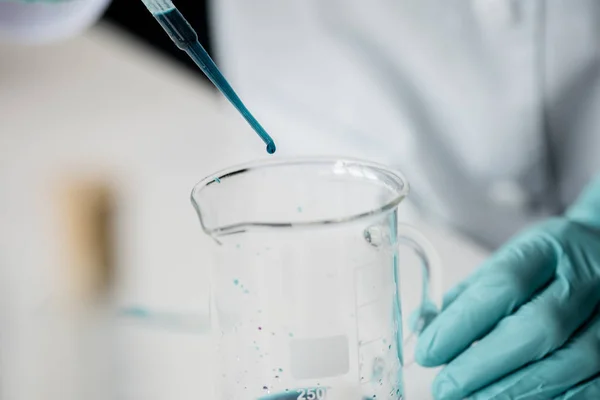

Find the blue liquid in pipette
[[153, 8, 276, 154]]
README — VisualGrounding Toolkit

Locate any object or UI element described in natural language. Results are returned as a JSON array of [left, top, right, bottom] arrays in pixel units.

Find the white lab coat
[[212, 0, 600, 248]]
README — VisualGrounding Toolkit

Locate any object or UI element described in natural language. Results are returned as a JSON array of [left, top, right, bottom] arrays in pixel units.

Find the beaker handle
[[395, 224, 443, 365]]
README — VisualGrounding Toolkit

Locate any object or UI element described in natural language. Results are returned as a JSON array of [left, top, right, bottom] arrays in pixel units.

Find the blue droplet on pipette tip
[[266, 141, 276, 154]]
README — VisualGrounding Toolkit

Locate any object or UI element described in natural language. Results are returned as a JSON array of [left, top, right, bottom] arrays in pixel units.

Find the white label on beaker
[[290, 335, 349, 379]]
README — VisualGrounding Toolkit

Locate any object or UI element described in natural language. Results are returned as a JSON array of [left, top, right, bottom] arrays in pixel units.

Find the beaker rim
[[190, 156, 410, 235]]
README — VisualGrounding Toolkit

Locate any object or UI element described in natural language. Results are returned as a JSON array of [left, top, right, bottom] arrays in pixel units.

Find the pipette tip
[[145, 4, 278, 155]]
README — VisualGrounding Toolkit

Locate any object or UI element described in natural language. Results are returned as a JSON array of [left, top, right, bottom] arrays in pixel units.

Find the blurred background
[[0, 2, 236, 399]]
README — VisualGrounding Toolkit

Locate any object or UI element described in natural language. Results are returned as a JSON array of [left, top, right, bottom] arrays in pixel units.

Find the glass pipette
[[140, 0, 276, 154]]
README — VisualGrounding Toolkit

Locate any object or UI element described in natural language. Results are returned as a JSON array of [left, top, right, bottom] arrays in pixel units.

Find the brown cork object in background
[[57, 179, 115, 305]]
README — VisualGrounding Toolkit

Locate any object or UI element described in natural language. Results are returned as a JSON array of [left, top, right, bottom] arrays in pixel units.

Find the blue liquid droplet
[[266, 141, 276, 154], [233, 279, 239, 285]]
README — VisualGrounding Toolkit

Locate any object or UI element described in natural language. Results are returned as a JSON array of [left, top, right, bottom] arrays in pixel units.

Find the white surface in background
[[0, 24, 489, 400]]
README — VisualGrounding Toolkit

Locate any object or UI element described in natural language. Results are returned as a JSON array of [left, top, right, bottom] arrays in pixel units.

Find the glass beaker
[[191, 158, 442, 400]]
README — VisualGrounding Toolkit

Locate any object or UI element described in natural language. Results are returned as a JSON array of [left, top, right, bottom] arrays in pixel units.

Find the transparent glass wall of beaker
[[191, 158, 441, 400]]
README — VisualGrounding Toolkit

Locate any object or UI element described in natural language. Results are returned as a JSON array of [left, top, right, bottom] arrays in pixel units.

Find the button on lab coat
[[213, 0, 600, 248]]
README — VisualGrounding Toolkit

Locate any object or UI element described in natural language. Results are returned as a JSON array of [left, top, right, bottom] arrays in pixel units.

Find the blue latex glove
[[416, 175, 600, 400]]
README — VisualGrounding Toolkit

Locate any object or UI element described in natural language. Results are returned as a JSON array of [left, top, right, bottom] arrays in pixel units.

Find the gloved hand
[[416, 175, 600, 400]]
